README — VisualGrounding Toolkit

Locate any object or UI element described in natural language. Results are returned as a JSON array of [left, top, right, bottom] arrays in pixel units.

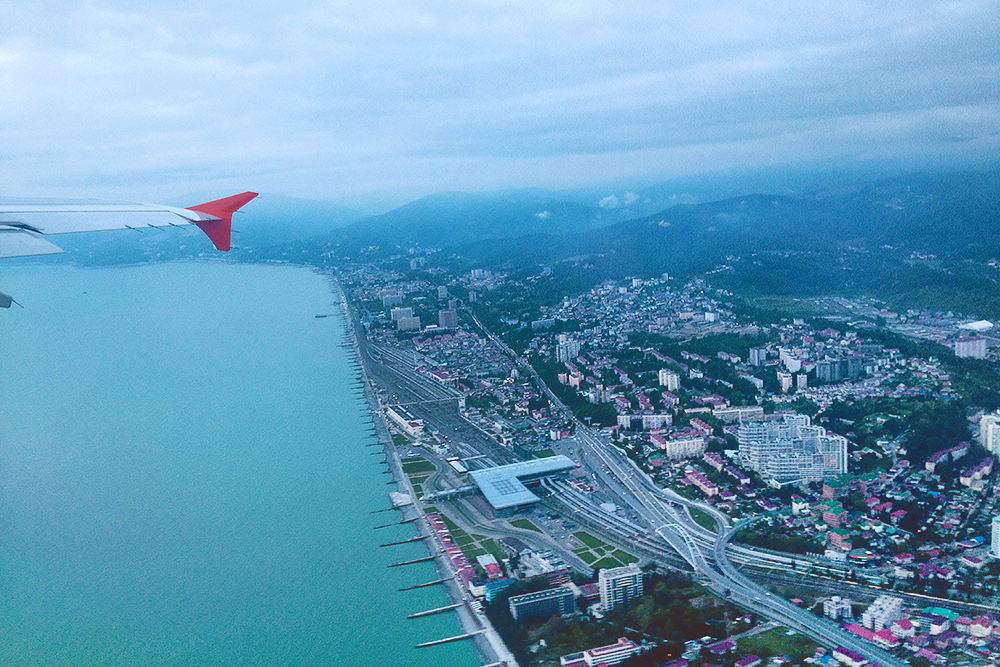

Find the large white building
[[981, 413, 1000, 455], [737, 414, 847, 483], [955, 336, 987, 359], [598, 564, 643, 611], [861, 595, 903, 632], [992, 516, 1000, 559]]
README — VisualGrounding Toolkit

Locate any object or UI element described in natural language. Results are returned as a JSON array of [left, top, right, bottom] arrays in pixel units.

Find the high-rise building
[[598, 564, 643, 611], [390, 306, 413, 321], [749, 347, 767, 367], [992, 516, 1000, 559], [777, 371, 793, 393], [955, 337, 987, 359], [658, 369, 680, 390], [396, 315, 420, 331], [437, 285, 449, 299], [981, 413, 1000, 455], [438, 309, 458, 330], [556, 340, 582, 363], [737, 413, 848, 483], [381, 291, 404, 308]]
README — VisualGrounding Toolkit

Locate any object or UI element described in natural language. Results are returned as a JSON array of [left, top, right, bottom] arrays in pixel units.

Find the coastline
[[328, 273, 517, 667]]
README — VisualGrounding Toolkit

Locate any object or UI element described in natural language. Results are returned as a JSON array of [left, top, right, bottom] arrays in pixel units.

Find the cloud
[[0, 1, 996, 206]]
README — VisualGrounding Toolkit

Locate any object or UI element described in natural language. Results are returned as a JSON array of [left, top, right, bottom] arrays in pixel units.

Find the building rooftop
[[469, 455, 577, 510]]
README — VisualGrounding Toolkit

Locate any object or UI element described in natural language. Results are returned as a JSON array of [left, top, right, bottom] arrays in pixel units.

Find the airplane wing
[[0, 191, 258, 258], [0, 191, 257, 307]]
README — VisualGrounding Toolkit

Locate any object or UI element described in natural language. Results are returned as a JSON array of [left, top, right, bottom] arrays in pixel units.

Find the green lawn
[[613, 549, 639, 565], [573, 531, 606, 549], [533, 448, 556, 458], [689, 507, 718, 531], [738, 628, 818, 663], [574, 549, 598, 565], [402, 459, 436, 474], [510, 519, 542, 533], [592, 556, 624, 570]]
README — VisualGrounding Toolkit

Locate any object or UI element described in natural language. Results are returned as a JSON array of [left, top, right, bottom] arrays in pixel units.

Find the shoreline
[[328, 273, 517, 667]]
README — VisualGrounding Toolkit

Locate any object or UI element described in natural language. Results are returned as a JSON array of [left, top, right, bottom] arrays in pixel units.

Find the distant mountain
[[220, 193, 363, 248], [455, 170, 1000, 315], [332, 190, 620, 251]]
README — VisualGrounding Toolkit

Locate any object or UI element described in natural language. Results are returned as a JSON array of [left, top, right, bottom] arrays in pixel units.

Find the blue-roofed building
[[469, 455, 577, 515]]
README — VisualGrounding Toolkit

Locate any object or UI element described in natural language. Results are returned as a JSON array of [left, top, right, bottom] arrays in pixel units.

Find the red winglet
[[186, 191, 258, 251]]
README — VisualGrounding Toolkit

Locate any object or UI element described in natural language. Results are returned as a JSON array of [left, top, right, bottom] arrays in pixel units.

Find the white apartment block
[[981, 413, 1000, 455], [659, 436, 706, 460], [658, 369, 680, 391], [598, 564, 643, 611], [992, 516, 1000, 559], [861, 595, 903, 632], [823, 595, 853, 622], [713, 405, 765, 424], [737, 414, 847, 483], [955, 336, 987, 359]]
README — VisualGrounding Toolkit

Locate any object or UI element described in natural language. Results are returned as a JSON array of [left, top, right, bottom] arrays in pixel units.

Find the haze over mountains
[[41, 168, 1000, 317]]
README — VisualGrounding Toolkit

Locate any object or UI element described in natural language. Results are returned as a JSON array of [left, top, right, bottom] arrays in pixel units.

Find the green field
[[572, 531, 637, 569], [402, 459, 436, 474], [573, 531, 605, 549], [533, 448, 556, 458], [738, 628, 818, 663], [688, 507, 718, 531], [510, 519, 542, 533]]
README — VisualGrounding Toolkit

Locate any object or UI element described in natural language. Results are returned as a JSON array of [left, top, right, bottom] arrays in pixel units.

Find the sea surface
[[0, 261, 476, 667]]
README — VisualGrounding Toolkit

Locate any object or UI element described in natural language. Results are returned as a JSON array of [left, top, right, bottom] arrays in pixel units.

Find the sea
[[0, 261, 477, 667]]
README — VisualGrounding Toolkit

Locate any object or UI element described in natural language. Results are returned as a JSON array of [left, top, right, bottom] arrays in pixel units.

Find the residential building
[[389, 306, 413, 321], [777, 371, 793, 393], [557, 339, 582, 363], [598, 564, 643, 611], [824, 595, 853, 622], [712, 405, 765, 424], [438, 309, 458, 330], [737, 413, 848, 483], [861, 595, 903, 632], [396, 315, 421, 331], [565, 637, 640, 666], [508, 585, 576, 621], [652, 435, 705, 460], [955, 336, 987, 359], [981, 413, 1000, 455], [658, 369, 680, 390], [814, 356, 867, 383], [749, 346, 767, 367], [992, 516, 1000, 559]]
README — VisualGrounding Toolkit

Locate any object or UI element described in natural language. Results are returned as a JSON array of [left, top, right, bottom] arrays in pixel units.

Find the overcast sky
[[1, 1, 998, 209]]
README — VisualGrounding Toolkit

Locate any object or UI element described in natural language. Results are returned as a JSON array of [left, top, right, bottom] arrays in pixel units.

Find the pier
[[407, 602, 461, 619], [397, 577, 449, 591], [379, 535, 428, 547], [388, 554, 436, 567], [374, 517, 418, 529], [415, 630, 483, 648]]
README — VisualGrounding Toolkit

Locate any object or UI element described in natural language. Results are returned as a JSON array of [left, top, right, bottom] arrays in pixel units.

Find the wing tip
[[187, 192, 258, 251]]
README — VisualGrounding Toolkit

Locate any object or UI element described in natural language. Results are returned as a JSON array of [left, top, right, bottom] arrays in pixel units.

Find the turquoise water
[[0, 262, 476, 667]]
